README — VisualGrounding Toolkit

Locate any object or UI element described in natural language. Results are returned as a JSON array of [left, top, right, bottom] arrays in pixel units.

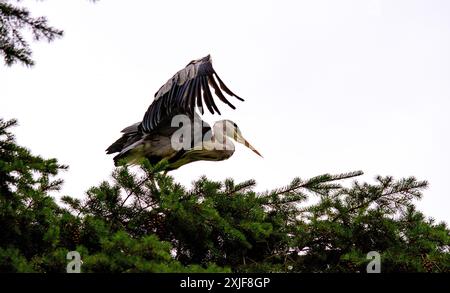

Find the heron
[[106, 55, 262, 171]]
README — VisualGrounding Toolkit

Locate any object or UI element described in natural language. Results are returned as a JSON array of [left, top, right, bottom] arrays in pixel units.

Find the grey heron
[[106, 55, 261, 170]]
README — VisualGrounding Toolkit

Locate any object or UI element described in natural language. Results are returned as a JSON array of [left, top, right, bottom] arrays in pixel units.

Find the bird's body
[[106, 55, 261, 170]]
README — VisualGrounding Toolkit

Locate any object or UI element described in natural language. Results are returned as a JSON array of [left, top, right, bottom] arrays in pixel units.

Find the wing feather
[[214, 72, 244, 101], [201, 76, 220, 115], [140, 55, 243, 133], [195, 79, 204, 115], [187, 78, 198, 115], [208, 75, 236, 110], [200, 76, 215, 114]]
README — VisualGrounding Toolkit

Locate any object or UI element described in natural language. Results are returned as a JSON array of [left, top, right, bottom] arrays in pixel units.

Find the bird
[[106, 55, 262, 171]]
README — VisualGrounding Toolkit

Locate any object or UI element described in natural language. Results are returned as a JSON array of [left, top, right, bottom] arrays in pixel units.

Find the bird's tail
[[106, 135, 130, 154], [106, 122, 141, 153]]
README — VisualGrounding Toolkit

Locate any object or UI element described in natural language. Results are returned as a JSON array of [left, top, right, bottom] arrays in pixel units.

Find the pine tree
[[0, 0, 66, 66], [0, 118, 67, 271], [0, 118, 226, 272], [1, 117, 449, 272]]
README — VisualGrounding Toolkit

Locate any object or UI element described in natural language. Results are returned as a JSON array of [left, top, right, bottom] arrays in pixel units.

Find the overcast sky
[[1, 0, 449, 224]]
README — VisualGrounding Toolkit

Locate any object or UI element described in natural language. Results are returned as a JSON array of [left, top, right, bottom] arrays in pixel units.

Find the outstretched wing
[[141, 55, 244, 133]]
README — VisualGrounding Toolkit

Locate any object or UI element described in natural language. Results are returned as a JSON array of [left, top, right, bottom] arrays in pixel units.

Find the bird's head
[[213, 120, 263, 157], [187, 54, 211, 66]]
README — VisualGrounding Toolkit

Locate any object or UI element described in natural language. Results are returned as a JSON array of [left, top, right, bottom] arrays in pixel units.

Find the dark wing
[[141, 55, 244, 133]]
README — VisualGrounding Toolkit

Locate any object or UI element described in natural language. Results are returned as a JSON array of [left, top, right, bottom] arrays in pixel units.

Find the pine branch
[[331, 176, 428, 222], [0, 0, 63, 66], [225, 179, 256, 196], [119, 175, 149, 208], [261, 171, 363, 206]]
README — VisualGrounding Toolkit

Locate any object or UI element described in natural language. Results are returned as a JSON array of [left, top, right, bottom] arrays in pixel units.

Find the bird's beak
[[234, 133, 263, 158], [247, 141, 263, 158]]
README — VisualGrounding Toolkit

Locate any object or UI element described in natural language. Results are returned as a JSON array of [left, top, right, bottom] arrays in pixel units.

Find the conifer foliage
[[0, 0, 63, 66], [1, 118, 449, 272]]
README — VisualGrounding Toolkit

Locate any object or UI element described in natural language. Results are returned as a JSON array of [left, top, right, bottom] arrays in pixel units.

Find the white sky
[[1, 0, 449, 224]]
